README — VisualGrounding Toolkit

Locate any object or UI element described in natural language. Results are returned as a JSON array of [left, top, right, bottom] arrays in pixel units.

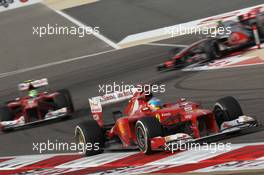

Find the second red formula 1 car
[[0, 78, 74, 131], [75, 89, 257, 156]]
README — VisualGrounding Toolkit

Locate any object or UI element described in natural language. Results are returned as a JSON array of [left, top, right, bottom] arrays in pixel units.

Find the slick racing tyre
[[75, 120, 105, 156], [214, 96, 243, 128], [0, 106, 14, 121], [157, 64, 166, 71], [57, 89, 74, 112], [135, 117, 163, 155], [204, 39, 222, 60], [53, 89, 74, 113]]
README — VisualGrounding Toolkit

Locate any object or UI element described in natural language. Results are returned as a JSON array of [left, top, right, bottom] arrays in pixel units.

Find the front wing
[[150, 118, 260, 152], [0, 107, 71, 131]]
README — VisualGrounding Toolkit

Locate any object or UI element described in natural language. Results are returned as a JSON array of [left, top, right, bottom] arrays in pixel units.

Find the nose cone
[[164, 60, 174, 67]]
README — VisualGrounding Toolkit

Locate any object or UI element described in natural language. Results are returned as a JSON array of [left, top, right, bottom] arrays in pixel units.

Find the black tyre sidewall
[[53, 94, 67, 109], [0, 106, 14, 121], [135, 117, 163, 154], [214, 96, 243, 128], [75, 120, 105, 156], [57, 89, 74, 112]]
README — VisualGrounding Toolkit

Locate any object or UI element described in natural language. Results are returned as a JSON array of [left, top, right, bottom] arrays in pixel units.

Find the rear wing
[[89, 88, 137, 126], [18, 78, 48, 91]]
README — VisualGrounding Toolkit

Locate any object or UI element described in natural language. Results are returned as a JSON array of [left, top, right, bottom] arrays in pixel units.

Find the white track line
[[144, 43, 187, 48], [0, 49, 115, 79], [49, 7, 120, 49], [118, 4, 264, 47]]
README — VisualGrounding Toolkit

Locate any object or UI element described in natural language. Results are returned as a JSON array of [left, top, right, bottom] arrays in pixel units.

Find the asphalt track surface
[[65, 0, 264, 42], [0, 2, 264, 157], [0, 3, 112, 74]]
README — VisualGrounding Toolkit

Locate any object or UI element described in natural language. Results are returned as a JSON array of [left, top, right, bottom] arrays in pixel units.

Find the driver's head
[[148, 97, 162, 110], [145, 92, 153, 101], [138, 91, 153, 102], [28, 89, 38, 98]]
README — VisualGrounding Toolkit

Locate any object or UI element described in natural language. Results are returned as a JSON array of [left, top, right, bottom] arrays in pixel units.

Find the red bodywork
[[92, 91, 219, 150], [7, 92, 61, 123]]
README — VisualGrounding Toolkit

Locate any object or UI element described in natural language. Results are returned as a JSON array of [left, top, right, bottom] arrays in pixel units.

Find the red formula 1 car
[[0, 78, 74, 131], [157, 9, 264, 71], [75, 89, 257, 156]]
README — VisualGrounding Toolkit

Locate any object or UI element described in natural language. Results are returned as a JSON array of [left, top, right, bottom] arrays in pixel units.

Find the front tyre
[[75, 120, 105, 156], [0, 106, 14, 121], [214, 96, 243, 128], [135, 117, 163, 155], [157, 64, 166, 71], [57, 89, 74, 112]]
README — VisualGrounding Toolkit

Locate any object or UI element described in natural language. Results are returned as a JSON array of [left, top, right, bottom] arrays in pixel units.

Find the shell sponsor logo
[[155, 114, 161, 122]]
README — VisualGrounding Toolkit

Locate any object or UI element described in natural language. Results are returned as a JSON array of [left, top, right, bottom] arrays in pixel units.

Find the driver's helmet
[[148, 97, 162, 110], [28, 84, 38, 98], [28, 83, 38, 98], [28, 89, 38, 98]]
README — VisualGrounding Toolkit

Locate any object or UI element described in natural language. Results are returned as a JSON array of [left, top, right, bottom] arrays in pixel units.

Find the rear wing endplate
[[88, 88, 137, 126]]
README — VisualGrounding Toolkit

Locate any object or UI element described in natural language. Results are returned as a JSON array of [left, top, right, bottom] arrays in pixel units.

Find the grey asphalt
[[0, 2, 264, 157], [65, 0, 264, 42], [0, 3, 112, 74]]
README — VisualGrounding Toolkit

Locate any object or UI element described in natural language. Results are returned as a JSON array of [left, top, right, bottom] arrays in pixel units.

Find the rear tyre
[[157, 64, 166, 71], [135, 117, 163, 155], [0, 106, 14, 121], [214, 96, 243, 128], [75, 120, 105, 156]]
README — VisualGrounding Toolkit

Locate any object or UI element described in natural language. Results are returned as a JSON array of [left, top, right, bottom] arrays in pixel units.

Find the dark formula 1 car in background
[[0, 78, 74, 131], [0, 0, 14, 8], [75, 89, 257, 156], [157, 9, 264, 71]]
